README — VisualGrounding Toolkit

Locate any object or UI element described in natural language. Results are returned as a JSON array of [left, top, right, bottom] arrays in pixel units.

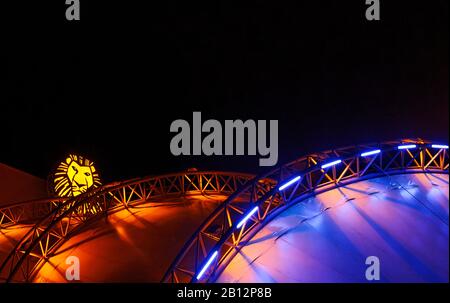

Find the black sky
[[2, 1, 448, 182]]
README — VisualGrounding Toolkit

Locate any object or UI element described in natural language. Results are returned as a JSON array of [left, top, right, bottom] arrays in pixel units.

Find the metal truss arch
[[0, 197, 67, 229], [162, 139, 449, 283], [0, 171, 255, 282]]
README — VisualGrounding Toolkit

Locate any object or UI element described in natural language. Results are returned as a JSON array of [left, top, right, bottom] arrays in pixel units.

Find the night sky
[[2, 1, 448, 182]]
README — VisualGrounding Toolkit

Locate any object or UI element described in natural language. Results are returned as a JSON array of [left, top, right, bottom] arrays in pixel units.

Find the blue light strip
[[432, 144, 449, 149], [397, 144, 417, 150], [321, 159, 342, 169], [361, 149, 381, 157], [278, 176, 301, 191], [236, 206, 259, 229], [196, 250, 219, 280]]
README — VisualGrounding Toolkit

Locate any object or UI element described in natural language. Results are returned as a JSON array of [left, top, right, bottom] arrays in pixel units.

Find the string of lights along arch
[[0, 139, 448, 282], [162, 139, 448, 283]]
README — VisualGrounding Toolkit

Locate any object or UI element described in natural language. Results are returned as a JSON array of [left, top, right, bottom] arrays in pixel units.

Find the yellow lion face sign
[[53, 155, 101, 197]]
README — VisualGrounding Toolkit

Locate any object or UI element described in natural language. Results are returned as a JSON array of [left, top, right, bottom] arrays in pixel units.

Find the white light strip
[[196, 250, 219, 280], [236, 206, 259, 229], [432, 144, 449, 149], [278, 176, 301, 191], [361, 149, 381, 157], [398, 144, 417, 150], [321, 159, 342, 169]]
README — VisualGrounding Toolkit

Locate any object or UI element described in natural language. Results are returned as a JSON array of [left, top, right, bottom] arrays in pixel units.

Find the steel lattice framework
[[0, 171, 257, 282], [0, 198, 66, 229], [161, 139, 449, 283]]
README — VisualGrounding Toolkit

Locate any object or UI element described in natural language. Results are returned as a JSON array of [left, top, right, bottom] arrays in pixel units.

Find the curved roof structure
[[216, 173, 448, 282], [35, 194, 230, 282], [163, 139, 449, 283], [0, 171, 257, 282], [0, 139, 448, 283]]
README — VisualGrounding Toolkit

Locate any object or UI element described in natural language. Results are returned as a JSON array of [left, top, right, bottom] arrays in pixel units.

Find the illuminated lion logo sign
[[51, 155, 102, 197]]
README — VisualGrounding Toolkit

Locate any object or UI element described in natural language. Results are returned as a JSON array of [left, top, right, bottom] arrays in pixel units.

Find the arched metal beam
[[0, 198, 67, 229], [0, 171, 256, 229], [0, 171, 256, 282], [162, 139, 448, 283]]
